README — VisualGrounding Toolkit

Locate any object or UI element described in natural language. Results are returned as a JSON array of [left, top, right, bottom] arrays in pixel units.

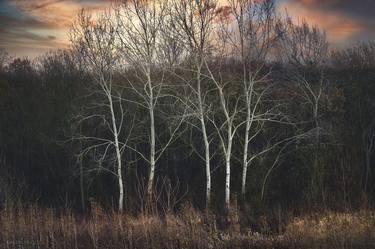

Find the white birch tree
[[169, 0, 217, 209], [203, 54, 242, 213], [115, 0, 186, 198], [70, 10, 130, 212], [222, 0, 289, 198]]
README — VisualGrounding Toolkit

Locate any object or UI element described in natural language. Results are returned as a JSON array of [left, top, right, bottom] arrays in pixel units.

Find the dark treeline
[[0, 0, 374, 216]]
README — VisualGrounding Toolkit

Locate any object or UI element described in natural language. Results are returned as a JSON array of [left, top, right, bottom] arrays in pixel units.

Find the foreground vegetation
[[0, 202, 374, 249]]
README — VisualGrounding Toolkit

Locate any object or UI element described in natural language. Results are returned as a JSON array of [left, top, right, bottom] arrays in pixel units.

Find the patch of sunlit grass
[[285, 211, 375, 248]]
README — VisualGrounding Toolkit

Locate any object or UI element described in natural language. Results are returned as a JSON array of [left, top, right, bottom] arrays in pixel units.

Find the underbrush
[[0, 202, 374, 249]]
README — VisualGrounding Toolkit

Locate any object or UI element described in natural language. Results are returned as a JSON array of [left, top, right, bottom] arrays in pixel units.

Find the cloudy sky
[[0, 0, 374, 57], [279, 0, 375, 46]]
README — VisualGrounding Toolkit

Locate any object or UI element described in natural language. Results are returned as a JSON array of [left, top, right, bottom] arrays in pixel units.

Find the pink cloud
[[278, 1, 363, 46]]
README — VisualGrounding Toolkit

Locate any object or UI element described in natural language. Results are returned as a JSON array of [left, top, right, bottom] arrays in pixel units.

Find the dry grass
[[0, 201, 374, 249], [285, 211, 375, 249]]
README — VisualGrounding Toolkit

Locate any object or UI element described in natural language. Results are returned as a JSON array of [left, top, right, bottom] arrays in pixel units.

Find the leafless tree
[[279, 20, 328, 67], [203, 49, 242, 213], [168, 0, 217, 208], [115, 0, 187, 198], [278, 18, 329, 200], [226, 0, 284, 62], [219, 0, 291, 199], [332, 41, 375, 70], [70, 9, 130, 212], [294, 72, 328, 202]]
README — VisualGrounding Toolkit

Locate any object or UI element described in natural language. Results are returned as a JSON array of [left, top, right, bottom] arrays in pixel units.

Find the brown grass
[[284, 211, 375, 249], [0, 201, 375, 249]]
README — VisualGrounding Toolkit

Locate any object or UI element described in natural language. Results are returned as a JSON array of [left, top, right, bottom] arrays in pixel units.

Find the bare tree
[[220, 0, 290, 199], [279, 20, 328, 67], [279, 18, 329, 201], [332, 41, 375, 70], [227, 0, 284, 62], [115, 0, 186, 198], [168, 0, 217, 209], [294, 72, 328, 202], [70, 9, 130, 212], [191, 0, 287, 211], [203, 55, 242, 213]]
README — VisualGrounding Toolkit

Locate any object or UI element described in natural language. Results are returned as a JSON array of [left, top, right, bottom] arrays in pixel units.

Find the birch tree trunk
[[225, 125, 233, 211], [241, 103, 251, 196], [203, 53, 239, 213], [148, 72, 156, 197], [198, 69, 211, 208], [227, 0, 283, 199], [115, 0, 186, 202], [70, 10, 131, 213], [108, 92, 124, 212], [217, 84, 236, 213], [202, 117, 211, 207], [170, 0, 216, 209]]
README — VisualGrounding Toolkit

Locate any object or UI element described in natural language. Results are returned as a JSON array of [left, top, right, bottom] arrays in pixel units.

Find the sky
[[0, 0, 374, 58]]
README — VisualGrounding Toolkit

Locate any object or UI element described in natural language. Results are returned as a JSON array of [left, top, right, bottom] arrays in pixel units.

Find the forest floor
[[0, 202, 374, 249]]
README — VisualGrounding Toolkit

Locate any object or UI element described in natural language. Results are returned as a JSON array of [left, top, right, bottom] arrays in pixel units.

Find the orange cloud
[[2, 0, 111, 57], [278, 1, 362, 46], [10, 0, 109, 28], [298, 0, 339, 6]]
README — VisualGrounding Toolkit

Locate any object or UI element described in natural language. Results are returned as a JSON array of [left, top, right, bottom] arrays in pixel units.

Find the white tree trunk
[[147, 71, 156, 197], [197, 66, 211, 208], [108, 92, 124, 212], [241, 112, 250, 196], [225, 157, 231, 212], [117, 151, 124, 212], [202, 119, 211, 208], [148, 106, 156, 197], [225, 125, 233, 212], [212, 80, 235, 213]]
